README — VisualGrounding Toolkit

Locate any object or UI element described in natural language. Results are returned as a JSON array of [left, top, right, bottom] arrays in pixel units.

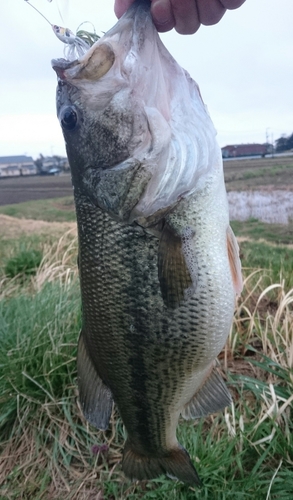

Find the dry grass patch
[[0, 214, 76, 239]]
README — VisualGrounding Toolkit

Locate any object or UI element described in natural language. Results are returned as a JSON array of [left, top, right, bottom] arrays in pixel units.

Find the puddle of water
[[227, 190, 293, 224]]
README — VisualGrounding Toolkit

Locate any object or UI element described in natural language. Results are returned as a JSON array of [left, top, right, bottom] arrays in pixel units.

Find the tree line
[[275, 132, 293, 152]]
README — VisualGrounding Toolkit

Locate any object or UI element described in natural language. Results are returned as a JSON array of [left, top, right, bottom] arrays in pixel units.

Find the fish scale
[[76, 197, 172, 387], [75, 190, 233, 448]]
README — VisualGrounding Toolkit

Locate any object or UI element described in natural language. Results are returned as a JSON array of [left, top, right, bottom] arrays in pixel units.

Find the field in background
[[0, 157, 293, 498], [223, 155, 293, 191], [0, 174, 73, 206], [0, 155, 292, 207]]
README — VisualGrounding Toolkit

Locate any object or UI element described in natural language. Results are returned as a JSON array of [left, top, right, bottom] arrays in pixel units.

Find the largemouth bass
[[52, 0, 242, 486]]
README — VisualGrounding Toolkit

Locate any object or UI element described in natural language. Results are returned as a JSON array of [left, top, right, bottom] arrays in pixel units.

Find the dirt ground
[[0, 174, 73, 206]]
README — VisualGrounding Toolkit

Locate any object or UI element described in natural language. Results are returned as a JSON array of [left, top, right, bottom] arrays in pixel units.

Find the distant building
[[221, 143, 272, 158], [21, 164, 38, 176], [0, 155, 37, 177], [40, 156, 68, 174]]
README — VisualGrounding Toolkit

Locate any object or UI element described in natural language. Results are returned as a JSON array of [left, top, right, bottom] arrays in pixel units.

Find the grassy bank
[[0, 197, 75, 223], [0, 206, 293, 498], [231, 219, 293, 246]]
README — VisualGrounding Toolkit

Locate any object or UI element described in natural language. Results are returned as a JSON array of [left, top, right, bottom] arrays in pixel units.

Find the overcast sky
[[1, 0, 292, 159]]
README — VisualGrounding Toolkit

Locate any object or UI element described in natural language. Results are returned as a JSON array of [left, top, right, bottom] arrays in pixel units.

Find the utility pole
[[265, 128, 270, 156]]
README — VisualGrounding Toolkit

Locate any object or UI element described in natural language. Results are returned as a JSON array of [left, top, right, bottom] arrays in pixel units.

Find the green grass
[[231, 219, 293, 246], [0, 233, 77, 308], [237, 240, 293, 289], [4, 247, 43, 279], [0, 282, 81, 435], [1, 234, 45, 271], [241, 164, 293, 181], [0, 196, 75, 222]]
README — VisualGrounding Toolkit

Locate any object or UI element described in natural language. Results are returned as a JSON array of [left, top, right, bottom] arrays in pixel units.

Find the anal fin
[[158, 222, 193, 309], [182, 368, 232, 420], [77, 332, 113, 430]]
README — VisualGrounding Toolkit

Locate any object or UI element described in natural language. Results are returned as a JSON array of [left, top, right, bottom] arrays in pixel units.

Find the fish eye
[[60, 107, 78, 131]]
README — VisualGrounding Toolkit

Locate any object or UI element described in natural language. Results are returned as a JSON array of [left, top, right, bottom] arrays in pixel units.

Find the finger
[[114, 0, 135, 18], [150, 0, 176, 33], [220, 0, 246, 9], [170, 0, 201, 35], [197, 0, 226, 26]]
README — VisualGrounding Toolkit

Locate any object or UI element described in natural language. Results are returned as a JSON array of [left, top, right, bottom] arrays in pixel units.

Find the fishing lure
[[76, 22, 101, 48], [24, 0, 99, 60]]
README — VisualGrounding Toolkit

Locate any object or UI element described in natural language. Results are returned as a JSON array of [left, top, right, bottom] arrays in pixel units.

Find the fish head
[[52, 1, 162, 216], [52, 40, 127, 176], [52, 0, 221, 220]]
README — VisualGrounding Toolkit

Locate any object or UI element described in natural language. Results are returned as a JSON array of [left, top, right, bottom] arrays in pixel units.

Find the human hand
[[114, 0, 246, 34]]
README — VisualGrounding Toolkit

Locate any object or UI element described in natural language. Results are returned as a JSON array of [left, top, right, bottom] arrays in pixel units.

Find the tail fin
[[122, 440, 201, 486]]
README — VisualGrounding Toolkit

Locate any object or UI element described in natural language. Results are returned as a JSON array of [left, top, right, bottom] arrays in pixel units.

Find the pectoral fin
[[181, 368, 232, 420], [77, 332, 113, 430], [227, 225, 243, 295], [158, 222, 193, 309]]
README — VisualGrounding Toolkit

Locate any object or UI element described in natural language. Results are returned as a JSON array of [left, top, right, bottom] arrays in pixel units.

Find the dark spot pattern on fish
[[75, 195, 223, 455]]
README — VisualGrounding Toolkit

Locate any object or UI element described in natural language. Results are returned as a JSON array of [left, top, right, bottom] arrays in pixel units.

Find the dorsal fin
[[226, 225, 243, 295], [158, 222, 193, 309]]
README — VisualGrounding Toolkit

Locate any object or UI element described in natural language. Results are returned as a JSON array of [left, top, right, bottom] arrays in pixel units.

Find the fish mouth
[[52, 41, 116, 81], [51, 58, 79, 80]]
